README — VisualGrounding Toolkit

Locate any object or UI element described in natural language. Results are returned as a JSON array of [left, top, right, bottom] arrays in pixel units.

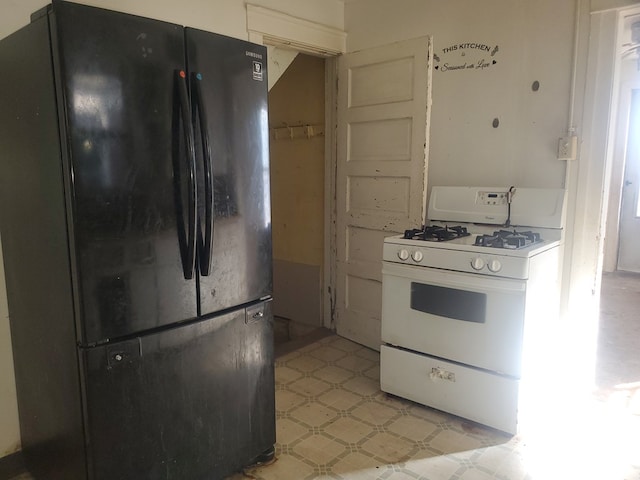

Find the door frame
[[604, 79, 640, 272], [246, 6, 344, 330], [602, 5, 640, 273], [562, 4, 616, 320], [324, 57, 338, 330]]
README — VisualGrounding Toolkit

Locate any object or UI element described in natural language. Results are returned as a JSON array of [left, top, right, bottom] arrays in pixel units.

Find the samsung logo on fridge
[[245, 51, 263, 59]]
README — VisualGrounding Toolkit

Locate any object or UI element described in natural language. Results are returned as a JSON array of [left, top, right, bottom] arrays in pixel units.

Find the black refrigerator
[[0, 1, 275, 479]]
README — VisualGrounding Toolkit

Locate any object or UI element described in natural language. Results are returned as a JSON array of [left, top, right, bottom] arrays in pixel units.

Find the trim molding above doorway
[[246, 5, 346, 56]]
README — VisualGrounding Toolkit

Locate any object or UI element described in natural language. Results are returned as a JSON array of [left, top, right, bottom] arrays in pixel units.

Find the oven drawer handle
[[430, 367, 456, 382]]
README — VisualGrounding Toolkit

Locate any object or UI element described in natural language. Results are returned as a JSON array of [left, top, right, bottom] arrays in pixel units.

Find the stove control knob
[[398, 249, 409, 261], [411, 251, 424, 262], [471, 257, 485, 270], [488, 259, 502, 273]]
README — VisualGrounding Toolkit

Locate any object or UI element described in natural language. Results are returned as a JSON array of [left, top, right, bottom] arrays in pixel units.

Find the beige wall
[[269, 55, 325, 325], [345, 0, 575, 195], [269, 55, 325, 267], [0, 0, 342, 458]]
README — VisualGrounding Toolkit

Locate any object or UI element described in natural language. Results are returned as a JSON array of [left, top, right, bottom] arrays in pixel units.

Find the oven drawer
[[380, 345, 518, 434], [382, 261, 526, 377]]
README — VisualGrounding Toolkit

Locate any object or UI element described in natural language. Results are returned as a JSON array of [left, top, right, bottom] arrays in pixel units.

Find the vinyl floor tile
[[239, 330, 640, 480]]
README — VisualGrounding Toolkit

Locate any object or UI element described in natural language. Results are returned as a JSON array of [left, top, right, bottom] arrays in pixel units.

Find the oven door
[[382, 261, 526, 377]]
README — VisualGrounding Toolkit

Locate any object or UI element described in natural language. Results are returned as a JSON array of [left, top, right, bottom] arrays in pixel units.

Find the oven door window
[[410, 282, 486, 323]]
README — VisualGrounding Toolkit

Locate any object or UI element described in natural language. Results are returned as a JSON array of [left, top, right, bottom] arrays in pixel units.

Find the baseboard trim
[[0, 450, 26, 479]]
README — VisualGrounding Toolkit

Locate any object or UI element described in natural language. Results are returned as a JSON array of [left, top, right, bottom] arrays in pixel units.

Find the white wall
[[345, 0, 575, 194], [0, 0, 343, 459]]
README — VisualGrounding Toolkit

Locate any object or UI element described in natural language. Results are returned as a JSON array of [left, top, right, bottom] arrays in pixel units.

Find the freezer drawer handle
[[191, 72, 214, 276], [173, 69, 198, 280]]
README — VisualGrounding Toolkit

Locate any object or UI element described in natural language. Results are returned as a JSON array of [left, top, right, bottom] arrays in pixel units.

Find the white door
[[618, 88, 640, 272], [335, 37, 433, 349]]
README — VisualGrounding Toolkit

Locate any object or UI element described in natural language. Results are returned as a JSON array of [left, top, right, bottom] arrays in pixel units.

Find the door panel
[[336, 37, 433, 349], [186, 29, 272, 315], [82, 302, 275, 480], [53, 2, 197, 343]]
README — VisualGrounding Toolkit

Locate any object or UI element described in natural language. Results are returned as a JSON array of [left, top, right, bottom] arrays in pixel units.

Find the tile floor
[[233, 334, 518, 480], [8, 272, 640, 480], [230, 333, 640, 480], [231, 271, 640, 480]]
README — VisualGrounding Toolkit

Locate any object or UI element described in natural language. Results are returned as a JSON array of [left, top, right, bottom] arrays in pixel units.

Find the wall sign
[[434, 43, 499, 72]]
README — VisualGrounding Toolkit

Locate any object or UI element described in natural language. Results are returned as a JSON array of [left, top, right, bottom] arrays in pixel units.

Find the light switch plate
[[558, 135, 578, 160]]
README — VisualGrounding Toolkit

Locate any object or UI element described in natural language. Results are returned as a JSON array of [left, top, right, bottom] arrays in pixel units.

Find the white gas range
[[380, 186, 566, 435]]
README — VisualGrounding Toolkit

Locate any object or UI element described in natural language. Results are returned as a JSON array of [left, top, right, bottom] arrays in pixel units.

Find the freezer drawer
[[81, 301, 275, 480], [380, 345, 518, 434]]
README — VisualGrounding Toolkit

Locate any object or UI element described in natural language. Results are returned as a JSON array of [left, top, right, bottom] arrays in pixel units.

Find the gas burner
[[474, 230, 542, 250], [403, 225, 471, 242]]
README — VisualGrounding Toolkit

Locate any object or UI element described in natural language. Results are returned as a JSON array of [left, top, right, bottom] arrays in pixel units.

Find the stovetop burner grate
[[403, 225, 471, 242], [473, 230, 542, 250]]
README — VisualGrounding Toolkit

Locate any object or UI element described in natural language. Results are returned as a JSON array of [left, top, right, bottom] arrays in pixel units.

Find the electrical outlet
[[558, 135, 578, 160]]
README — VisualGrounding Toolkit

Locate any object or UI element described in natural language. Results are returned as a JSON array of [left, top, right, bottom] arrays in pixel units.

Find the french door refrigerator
[[0, 1, 275, 479]]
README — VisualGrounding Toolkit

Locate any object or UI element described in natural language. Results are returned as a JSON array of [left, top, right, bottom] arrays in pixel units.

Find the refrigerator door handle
[[174, 69, 197, 280], [191, 72, 214, 276]]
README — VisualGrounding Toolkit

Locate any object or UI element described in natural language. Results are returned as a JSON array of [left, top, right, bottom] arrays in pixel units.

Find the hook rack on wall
[[270, 124, 325, 141]]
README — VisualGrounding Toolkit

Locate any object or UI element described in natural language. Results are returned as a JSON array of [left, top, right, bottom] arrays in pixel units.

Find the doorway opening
[[617, 87, 640, 272], [595, 4, 640, 431], [268, 53, 328, 346], [604, 9, 640, 274]]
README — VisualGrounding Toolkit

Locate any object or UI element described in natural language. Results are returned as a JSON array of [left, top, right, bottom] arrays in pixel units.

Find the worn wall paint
[[0, 0, 340, 459]]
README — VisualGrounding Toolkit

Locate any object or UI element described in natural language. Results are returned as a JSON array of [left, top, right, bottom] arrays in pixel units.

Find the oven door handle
[[382, 262, 526, 294]]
